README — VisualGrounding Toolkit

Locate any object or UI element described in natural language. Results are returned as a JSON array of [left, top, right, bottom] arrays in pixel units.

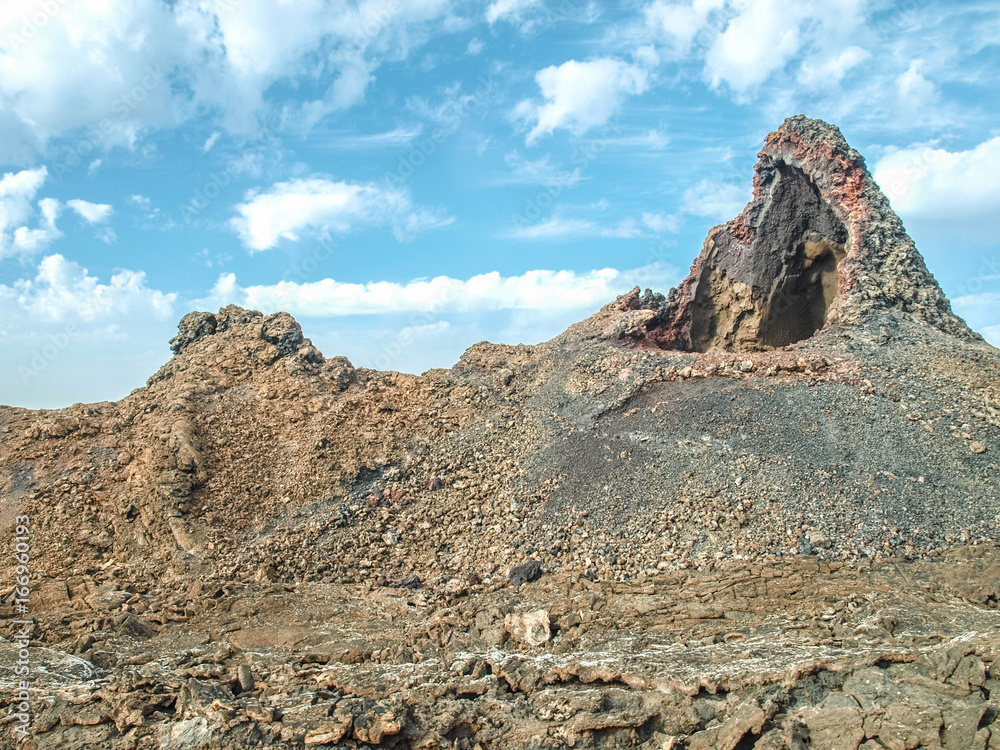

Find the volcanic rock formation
[[1, 117, 998, 750], [646, 116, 976, 352]]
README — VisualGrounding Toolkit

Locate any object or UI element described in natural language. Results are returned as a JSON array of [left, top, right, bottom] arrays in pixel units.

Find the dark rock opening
[[687, 162, 849, 352]]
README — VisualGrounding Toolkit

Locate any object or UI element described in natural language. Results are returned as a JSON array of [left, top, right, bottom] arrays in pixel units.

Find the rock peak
[[169, 305, 307, 357], [648, 115, 976, 352]]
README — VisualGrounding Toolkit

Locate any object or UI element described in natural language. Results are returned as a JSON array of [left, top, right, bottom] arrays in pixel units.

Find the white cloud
[[798, 45, 869, 88], [0, 167, 66, 257], [981, 324, 1000, 348], [229, 177, 453, 251], [226, 152, 266, 178], [896, 60, 938, 116], [642, 211, 681, 233], [0, 1, 184, 156], [12, 198, 62, 254], [505, 214, 650, 240], [872, 137, 1000, 230], [399, 320, 451, 340], [602, 218, 645, 238], [681, 179, 751, 220], [640, 0, 869, 96], [184, 0, 462, 129], [0, 254, 175, 325], [202, 131, 221, 152], [706, 0, 806, 91], [67, 199, 113, 224], [486, 0, 544, 29], [951, 292, 1000, 344], [644, 0, 725, 54], [0, 0, 463, 156], [507, 217, 597, 240], [195, 262, 680, 317], [515, 58, 650, 144], [127, 194, 152, 211], [88, 159, 102, 175], [324, 126, 424, 149], [406, 80, 494, 136], [97, 227, 118, 245], [466, 37, 485, 55], [503, 151, 584, 187]]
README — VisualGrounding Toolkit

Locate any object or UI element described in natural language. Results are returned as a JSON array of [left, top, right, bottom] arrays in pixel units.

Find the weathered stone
[[157, 718, 218, 750], [169, 312, 217, 354], [504, 610, 551, 647], [801, 694, 865, 750], [509, 559, 542, 587]]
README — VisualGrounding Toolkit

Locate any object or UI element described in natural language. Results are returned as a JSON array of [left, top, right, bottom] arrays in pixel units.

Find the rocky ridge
[[0, 116, 998, 749]]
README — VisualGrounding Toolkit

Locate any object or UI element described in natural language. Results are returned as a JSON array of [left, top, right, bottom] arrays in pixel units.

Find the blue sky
[[1, 0, 998, 408]]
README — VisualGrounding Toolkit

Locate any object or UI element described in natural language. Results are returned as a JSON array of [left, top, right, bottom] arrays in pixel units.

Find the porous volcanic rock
[[646, 116, 977, 352]]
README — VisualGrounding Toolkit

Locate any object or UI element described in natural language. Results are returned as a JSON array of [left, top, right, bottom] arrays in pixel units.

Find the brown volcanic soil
[[1, 117, 999, 749]]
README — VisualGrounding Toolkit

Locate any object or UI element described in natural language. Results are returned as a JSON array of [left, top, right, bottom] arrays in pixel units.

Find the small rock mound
[[170, 306, 307, 358]]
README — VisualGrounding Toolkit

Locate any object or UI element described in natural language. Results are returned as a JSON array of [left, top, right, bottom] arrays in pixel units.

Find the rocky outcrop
[[647, 115, 977, 352], [1, 116, 998, 749]]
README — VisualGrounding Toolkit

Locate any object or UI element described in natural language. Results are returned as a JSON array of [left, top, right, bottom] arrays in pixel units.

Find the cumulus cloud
[[0, 166, 122, 256], [705, 0, 808, 91], [67, 200, 114, 224], [196, 262, 680, 317], [0, 254, 175, 325], [872, 137, 1000, 231], [644, 0, 725, 55], [11, 198, 62, 254], [0, 0, 183, 156], [229, 177, 453, 251], [0, 167, 61, 257], [515, 58, 650, 144], [640, 0, 870, 97], [0, 0, 462, 156]]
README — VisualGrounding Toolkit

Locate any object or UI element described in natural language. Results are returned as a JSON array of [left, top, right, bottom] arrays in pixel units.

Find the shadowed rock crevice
[[689, 163, 849, 352]]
